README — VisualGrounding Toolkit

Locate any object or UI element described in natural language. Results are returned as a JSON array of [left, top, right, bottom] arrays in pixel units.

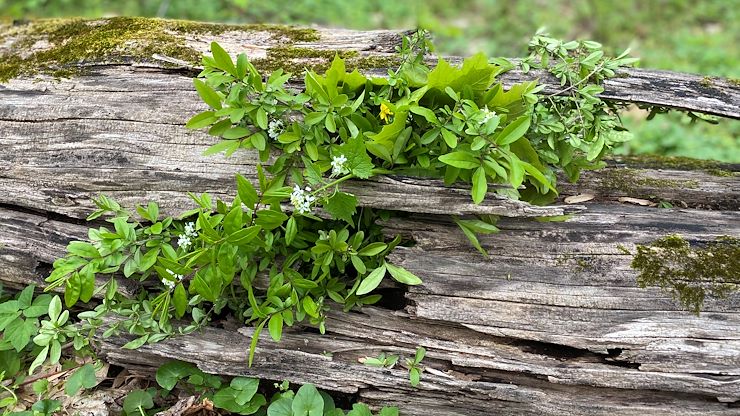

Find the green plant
[[37, 30, 639, 372], [0, 286, 99, 414], [359, 352, 399, 369], [11, 30, 647, 413], [405, 347, 425, 387], [149, 360, 398, 416]]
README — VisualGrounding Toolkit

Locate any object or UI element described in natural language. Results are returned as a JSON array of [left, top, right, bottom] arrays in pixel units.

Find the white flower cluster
[[268, 119, 284, 139], [480, 106, 497, 125], [177, 221, 197, 250], [291, 184, 316, 215], [330, 154, 349, 177], [162, 269, 183, 290]]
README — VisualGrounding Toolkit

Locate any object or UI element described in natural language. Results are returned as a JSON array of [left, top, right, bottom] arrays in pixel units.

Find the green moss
[[631, 235, 740, 314], [700, 76, 714, 88], [252, 46, 398, 76], [600, 168, 699, 195], [728, 78, 740, 87], [619, 154, 724, 170], [0, 17, 320, 82], [618, 155, 738, 177]]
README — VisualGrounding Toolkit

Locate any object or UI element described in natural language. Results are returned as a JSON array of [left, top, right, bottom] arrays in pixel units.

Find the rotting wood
[[1, 17, 739, 416]]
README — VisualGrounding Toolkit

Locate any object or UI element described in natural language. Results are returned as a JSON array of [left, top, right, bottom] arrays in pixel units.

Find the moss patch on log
[[0, 17, 319, 82], [252, 46, 399, 76], [618, 155, 738, 177], [599, 168, 699, 195], [631, 235, 740, 314]]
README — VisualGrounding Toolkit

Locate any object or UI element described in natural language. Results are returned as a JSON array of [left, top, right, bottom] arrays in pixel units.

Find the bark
[[1, 18, 739, 416]]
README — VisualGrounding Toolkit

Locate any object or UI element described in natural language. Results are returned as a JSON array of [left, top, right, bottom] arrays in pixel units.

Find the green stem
[[312, 173, 354, 195]]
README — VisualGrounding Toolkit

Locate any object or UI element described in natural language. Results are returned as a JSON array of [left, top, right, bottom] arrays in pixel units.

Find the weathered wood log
[[1, 18, 739, 416], [2, 204, 739, 414], [2, 18, 737, 117]]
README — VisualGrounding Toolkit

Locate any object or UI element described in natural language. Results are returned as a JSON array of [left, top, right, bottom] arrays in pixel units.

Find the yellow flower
[[379, 102, 393, 123]]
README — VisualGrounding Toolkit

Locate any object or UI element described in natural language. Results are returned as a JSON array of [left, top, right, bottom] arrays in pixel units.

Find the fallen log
[[1, 17, 739, 416]]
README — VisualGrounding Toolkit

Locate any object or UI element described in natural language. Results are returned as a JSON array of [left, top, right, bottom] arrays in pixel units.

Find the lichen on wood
[[599, 168, 699, 195], [631, 234, 740, 314], [251, 46, 399, 76], [617, 155, 738, 177], [0, 17, 320, 82]]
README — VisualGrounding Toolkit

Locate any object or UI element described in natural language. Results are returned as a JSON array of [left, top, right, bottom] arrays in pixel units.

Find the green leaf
[[302, 296, 319, 318], [409, 367, 421, 387], [385, 263, 422, 285], [440, 128, 458, 148], [122, 334, 149, 350], [454, 219, 488, 257], [156, 360, 197, 390], [17, 285, 34, 308], [248, 319, 267, 367], [267, 397, 293, 416], [256, 107, 269, 130], [67, 241, 100, 258], [65, 363, 97, 396], [357, 242, 387, 257], [64, 275, 81, 308], [268, 313, 283, 342], [409, 105, 439, 123], [223, 206, 243, 235], [173, 283, 187, 318], [27, 346, 47, 375], [304, 112, 325, 126], [356, 265, 386, 295], [587, 134, 606, 161], [522, 161, 557, 194], [231, 376, 259, 396], [379, 407, 400, 416], [495, 115, 531, 146], [255, 210, 288, 230], [285, 217, 297, 246], [471, 167, 487, 204], [32, 399, 61, 414], [211, 41, 237, 77], [438, 151, 480, 170], [336, 136, 374, 179], [292, 384, 324, 416], [236, 174, 259, 209], [324, 191, 357, 224], [186, 111, 217, 129], [122, 390, 154, 415], [193, 79, 222, 110]]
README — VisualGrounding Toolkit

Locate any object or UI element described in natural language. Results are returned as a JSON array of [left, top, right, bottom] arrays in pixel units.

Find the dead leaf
[[618, 197, 657, 206], [564, 193, 595, 204]]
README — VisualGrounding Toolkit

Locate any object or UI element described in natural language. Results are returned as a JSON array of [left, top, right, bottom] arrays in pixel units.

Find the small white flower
[[290, 184, 315, 215], [267, 119, 284, 139], [178, 221, 197, 249], [184, 221, 196, 236], [330, 154, 349, 177], [480, 106, 497, 125], [166, 269, 184, 281], [177, 235, 191, 249], [161, 278, 176, 290]]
